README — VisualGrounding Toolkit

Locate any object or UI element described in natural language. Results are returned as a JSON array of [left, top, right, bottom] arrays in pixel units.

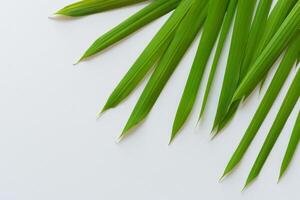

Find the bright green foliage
[[102, 0, 194, 113], [56, 0, 148, 17], [200, 0, 238, 117], [171, 0, 230, 142], [240, 0, 273, 78], [258, 0, 297, 90], [121, 0, 208, 138], [213, 0, 257, 131], [54, 0, 300, 186], [220, 0, 297, 129], [245, 68, 300, 188], [252, 0, 297, 62], [215, 0, 273, 132], [233, 1, 300, 102], [279, 111, 300, 180], [222, 34, 300, 179], [79, 0, 181, 62]]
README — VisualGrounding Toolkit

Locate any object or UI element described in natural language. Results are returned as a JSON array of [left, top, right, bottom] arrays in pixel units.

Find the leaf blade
[[102, 0, 193, 112], [213, 0, 257, 130], [121, 0, 208, 138], [233, 1, 300, 102], [79, 0, 181, 62], [279, 111, 300, 180], [258, 0, 297, 90], [215, 0, 274, 132], [222, 34, 300, 178], [171, 0, 230, 142], [245, 68, 300, 188], [56, 0, 148, 17], [199, 0, 238, 117]]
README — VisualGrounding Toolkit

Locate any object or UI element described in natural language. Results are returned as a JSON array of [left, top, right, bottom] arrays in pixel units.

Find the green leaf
[[222, 34, 300, 179], [102, 0, 193, 113], [200, 0, 238, 117], [233, 1, 300, 102], [253, 0, 297, 62], [121, 0, 208, 138], [78, 0, 181, 62], [279, 111, 300, 180], [258, 0, 297, 91], [170, 0, 230, 142], [240, 0, 274, 79], [245, 68, 300, 188], [213, 0, 257, 131], [56, 0, 148, 17], [216, 100, 239, 132], [214, 0, 273, 132]]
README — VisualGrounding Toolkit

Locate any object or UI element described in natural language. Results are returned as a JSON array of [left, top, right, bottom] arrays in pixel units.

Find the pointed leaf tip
[[169, 130, 178, 144], [243, 175, 256, 190]]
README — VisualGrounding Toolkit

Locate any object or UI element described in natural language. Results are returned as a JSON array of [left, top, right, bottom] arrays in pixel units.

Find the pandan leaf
[[121, 0, 208, 139], [240, 0, 273, 78], [56, 0, 148, 17], [279, 111, 300, 180], [78, 0, 181, 62], [215, 0, 273, 132], [222, 34, 300, 179], [245, 68, 300, 188], [253, 0, 297, 63], [200, 0, 238, 117], [216, 100, 239, 132], [257, 0, 298, 90], [101, 0, 193, 113], [233, 1, 300, 102], [170, 0, 230, 142], [213, 0, 257, 131]]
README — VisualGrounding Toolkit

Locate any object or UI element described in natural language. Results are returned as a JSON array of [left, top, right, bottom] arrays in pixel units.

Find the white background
[[1, 0, 300, 199]]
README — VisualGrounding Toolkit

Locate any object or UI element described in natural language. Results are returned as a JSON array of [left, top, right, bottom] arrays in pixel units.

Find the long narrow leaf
[[102, 0, 193, 112], [279, 111, 300, 180], [213, 0, 257, 131], [56, 0, 148, 17], [245, 68, 300, 188], [256, 0, 297, 90], [121, 0, 208, 138], [240, 0, 273, 78], [170, 0, 230, 142], [216, 0, 273, 131], [222, 34, 300, 178], [200, 0, 238, 117], [233, 1, 300, 102], [252, 0, 297, 63], [220, 0, 297, 127], [78, 0, 181, 62]]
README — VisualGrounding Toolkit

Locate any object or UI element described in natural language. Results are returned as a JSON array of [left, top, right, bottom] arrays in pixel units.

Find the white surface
[[1, 1, 300, 199]]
